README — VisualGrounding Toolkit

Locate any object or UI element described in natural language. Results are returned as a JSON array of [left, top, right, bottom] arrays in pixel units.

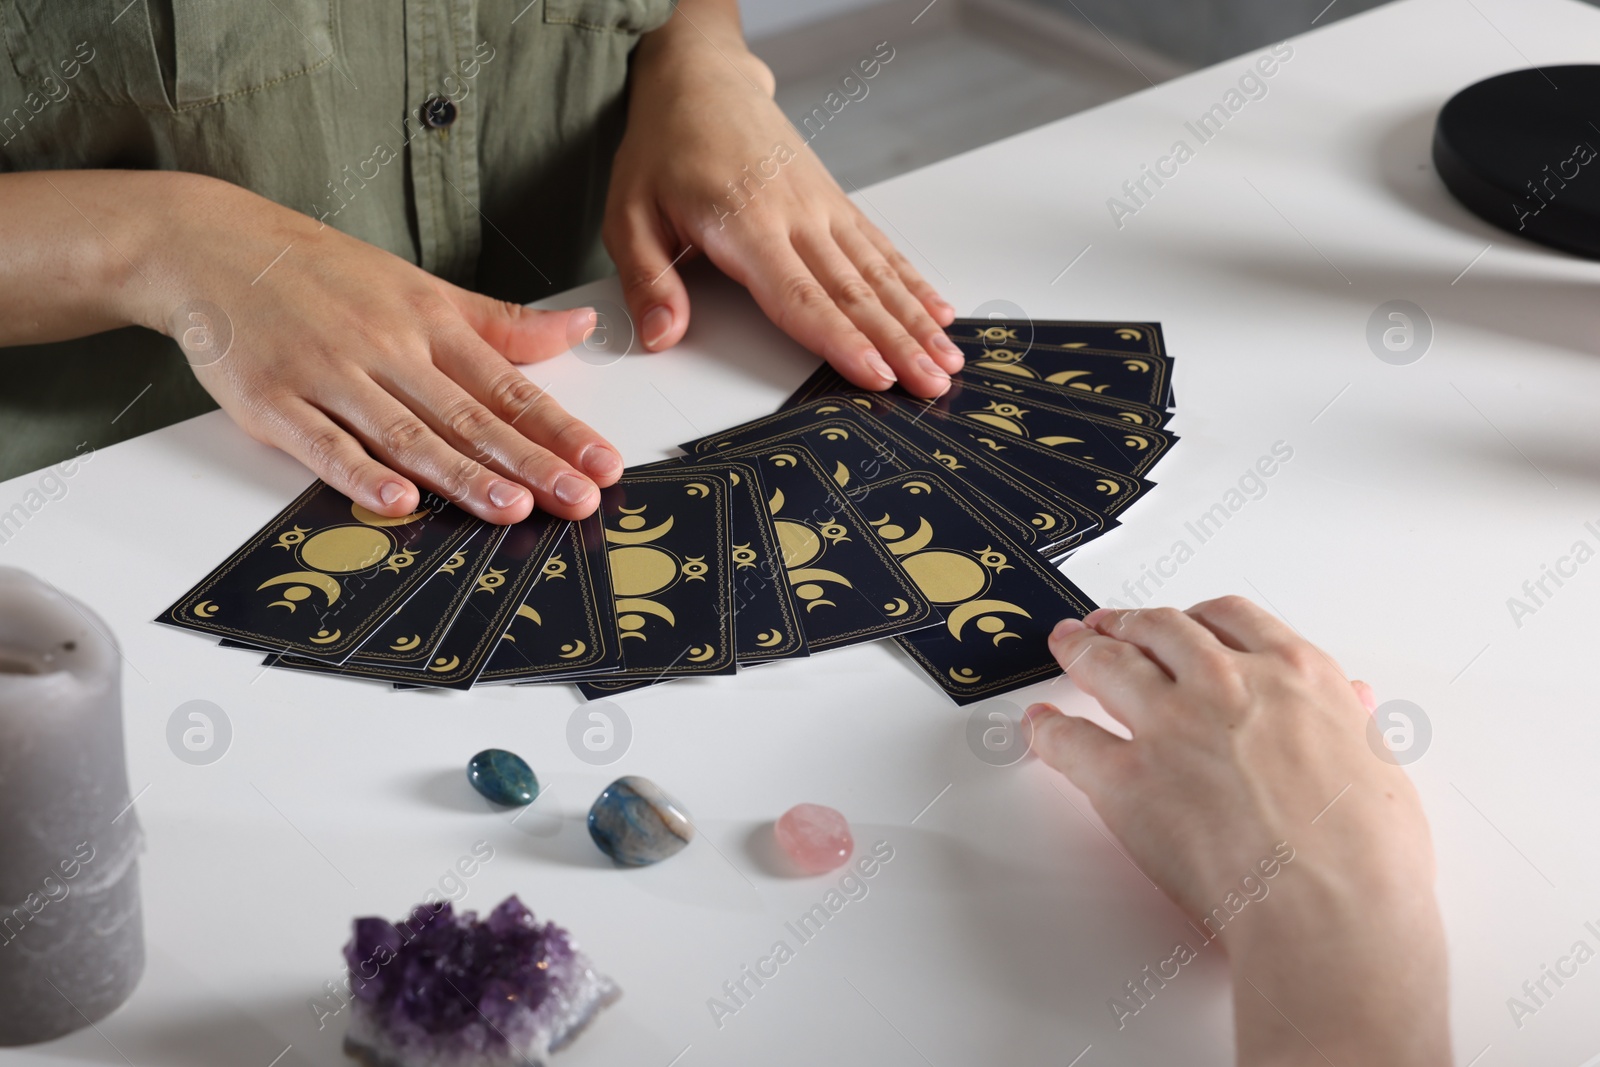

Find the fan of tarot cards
[[157, 319, 1176, 705]]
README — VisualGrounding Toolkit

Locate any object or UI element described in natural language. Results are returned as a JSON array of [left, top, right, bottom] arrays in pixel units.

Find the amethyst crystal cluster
[[342, 896, 618, 1067]]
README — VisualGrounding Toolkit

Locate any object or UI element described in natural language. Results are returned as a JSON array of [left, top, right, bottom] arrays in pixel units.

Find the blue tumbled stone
[[587, 776, 693, 866], [466, 749, 539, 807]]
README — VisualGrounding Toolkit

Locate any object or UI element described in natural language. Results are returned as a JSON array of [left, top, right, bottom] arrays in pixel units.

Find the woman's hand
[[1029, 598, 1450, 1066], [127, 173, 621, 523], [604, 4, 963, 397]]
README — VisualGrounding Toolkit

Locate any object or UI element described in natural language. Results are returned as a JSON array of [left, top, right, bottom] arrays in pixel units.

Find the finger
[[1082, 605, 1233, 681], [724, 236, 898, 390], [322, 379, 540, 524], [1183, 595, 1304, 655], [257, 397, 422, 517], [1026, 703, 1126, 794], [833, 222, 963, 373], [430, 325, 622, 488], [1351, 679, 1376, 712], [858, 220, 957, 330], [1049, 618, 1170, 730], [442, 283, 595, 365], [792, 227, 951, 398], [603, 203, 692, 352]]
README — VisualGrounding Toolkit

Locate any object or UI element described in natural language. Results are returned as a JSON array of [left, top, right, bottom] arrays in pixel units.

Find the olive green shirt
[[0, 0, 672, 480]]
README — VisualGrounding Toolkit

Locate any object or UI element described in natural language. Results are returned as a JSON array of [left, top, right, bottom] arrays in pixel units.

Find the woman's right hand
[[126, 173, 621, 523]]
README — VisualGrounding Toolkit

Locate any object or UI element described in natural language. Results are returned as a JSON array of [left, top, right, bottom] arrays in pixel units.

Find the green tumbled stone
[[466, 748, 539, 807]]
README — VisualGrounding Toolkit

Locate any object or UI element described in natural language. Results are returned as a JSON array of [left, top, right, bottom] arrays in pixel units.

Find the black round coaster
[[1434, 65, 1600, 259]]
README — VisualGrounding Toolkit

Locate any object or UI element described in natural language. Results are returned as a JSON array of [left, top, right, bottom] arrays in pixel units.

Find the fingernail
[[1051, 618, 1087, 641], [581, 444, 622, 479], [379, 481, 406, 507], [1083, 608, 1112, 628], [935, 299, 956, 315], [916, 354, 951, 381], [642, 306, 673, 349], [864, 349, 895, 386], [488, 480, 528, 510], [553, 472, 594, 507], [1024, 702, 1054, 722], [577, 307, 599, 340], [934, 334, 964, 361]]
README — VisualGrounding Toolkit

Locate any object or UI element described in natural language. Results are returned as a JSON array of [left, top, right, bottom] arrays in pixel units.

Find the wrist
[[635, 15, 774, 98]]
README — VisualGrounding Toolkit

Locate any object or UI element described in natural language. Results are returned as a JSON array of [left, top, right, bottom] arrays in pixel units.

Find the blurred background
[[738, 0, 1397, 187]]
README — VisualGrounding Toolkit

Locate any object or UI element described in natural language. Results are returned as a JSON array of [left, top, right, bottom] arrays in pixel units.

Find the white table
[[5, 0, 1600, 1062]]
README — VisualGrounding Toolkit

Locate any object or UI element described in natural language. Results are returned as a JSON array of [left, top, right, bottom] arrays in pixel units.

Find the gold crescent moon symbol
[[558, 641, 588, 659], [1116, 328, 1144, 341], [1123, 435, 1150, 450], [804, 599, 837, 612], [787, 567, 854, 588], [946, 598, 1033, 641], [948, 667, 982, 684], [310, 628, 342, 644], [616, 598, 676, 625], [729, 471, 741, 486], [767, 488, 785, 515], [818, 404, 844, 414], [883, 598, 909, 617], [390, 634, 422, 651], [606, 515, 675, 545], [849, 397, 872, 409], [1044, 370, 1093, 386], [820, 427, 849, 441], [685, 482, 711, 497], [975, 437, 1007, 452], [516, 605, 543, 626], [1037, 436, 1084, 447], [429, 656, 461, 672], [770, 452, 798, 466], [257, 571, 341, 605], [686, 645, 717, 662], [833, 462, 850, 487], [1096, 479, 1121, 495], [1119, 412, 1147, 424], [884, 517, 935, 556], [756, 630, 784, 647], [1123, 359, 1151, 372], [192, 600, 218, 618], [350, 503, 432, 527], [1032, 513, 1057, 530]]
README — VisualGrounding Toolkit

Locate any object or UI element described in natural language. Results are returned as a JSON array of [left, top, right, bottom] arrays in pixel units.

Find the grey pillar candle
[[0, 566, 144, 1045]]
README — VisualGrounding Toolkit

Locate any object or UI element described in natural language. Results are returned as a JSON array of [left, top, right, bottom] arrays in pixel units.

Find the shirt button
[[422, 95, 457, 129]]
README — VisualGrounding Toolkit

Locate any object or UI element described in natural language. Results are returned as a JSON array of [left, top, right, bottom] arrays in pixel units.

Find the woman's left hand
[[603, 9, 963, 397]]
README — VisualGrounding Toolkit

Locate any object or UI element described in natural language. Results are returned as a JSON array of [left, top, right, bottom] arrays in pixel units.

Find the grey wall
[[1029, 0, 1395, 67]]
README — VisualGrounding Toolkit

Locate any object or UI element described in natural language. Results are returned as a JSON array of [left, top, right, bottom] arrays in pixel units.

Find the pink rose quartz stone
[[775, 803, 854, 874]]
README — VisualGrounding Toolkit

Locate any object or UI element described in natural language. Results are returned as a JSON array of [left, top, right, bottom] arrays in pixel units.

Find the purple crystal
[[341, 895, 618, 1067]]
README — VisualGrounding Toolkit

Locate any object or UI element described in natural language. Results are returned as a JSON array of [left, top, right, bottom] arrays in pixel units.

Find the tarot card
[[476, 514, 622, 684], [858, 470, 1098, 704], [264, 511, 565, 689], [949, 339, 1173, 409], [958, 373, 1171, 430], [686, 404, 1042, 548], [576, 468, 739, 691], [345, 525, 504, 669], [946, 318, 1166, 358], [713, 461, 808, 665], [157, 481, 481, 658], [879, 379, 1175, 477], [719, 445, 936, 652]]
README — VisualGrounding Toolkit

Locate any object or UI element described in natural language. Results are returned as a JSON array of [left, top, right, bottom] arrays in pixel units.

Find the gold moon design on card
[[1033, 513, 1057, 530], [310, 628, 341, 644], [192, 600, 218, 617], [390, 635, 422, 651], [685, 482, 711, 497], [756, 630, 784, 647], [1036, 436, 1084, 447], [902, 550, 987, 605], [882, 518, 934, 556], [606, 515, 675, 545], [616, 598, 676, 625], [258, 571, 341, 609], [948, 667, 982, 684], [351, 503, 431, 526], [559, 641, 587, 658], [947, 599, 1032, 642], [1124, 435, 1149, 450], [610, 547, 679, 598], [775, 521, 822, 567], [429, 656, 460, 672], [298, 526, 392, 573], [516, 605, 542, 625], [883, 598, 909, 616], [687, 645, 716, 662], [1096, 479, 1121, 494]]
